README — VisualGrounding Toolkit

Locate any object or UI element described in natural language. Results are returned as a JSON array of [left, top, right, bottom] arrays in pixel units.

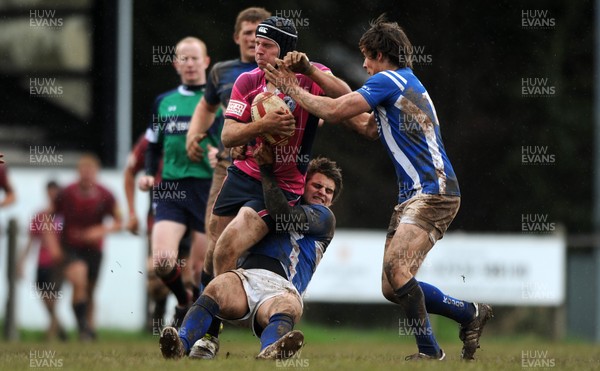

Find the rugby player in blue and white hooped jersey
[[265, 14, 492, 361], [244, 144, 335, 298], [159, 143, 341, 360]]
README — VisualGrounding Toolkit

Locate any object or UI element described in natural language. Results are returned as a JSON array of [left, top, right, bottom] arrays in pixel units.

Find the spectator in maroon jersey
[[55, 153, 122, 340]]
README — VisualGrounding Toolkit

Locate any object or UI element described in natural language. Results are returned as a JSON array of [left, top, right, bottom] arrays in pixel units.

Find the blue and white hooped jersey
[[248, 204, 335, 296], [356, 68, 460, 203]]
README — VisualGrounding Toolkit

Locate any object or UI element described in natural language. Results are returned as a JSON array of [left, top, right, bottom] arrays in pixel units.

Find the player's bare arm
[[123, 158, 139, 234], [0, 170, 15, 207], [294, 91, 375, 137], [230, 144, 247, 160], [265, 63, 372, 124], [343, 112, 380, 140], [221, 111, 295, 147], [277, 55, 377, 139], [282, 52, 352, 99], [283, 51, 315, 75], [254, 143, 308, 222], [186, 99, 216, 162]]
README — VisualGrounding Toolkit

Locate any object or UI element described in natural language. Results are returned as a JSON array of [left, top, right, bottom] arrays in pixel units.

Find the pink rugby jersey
[[225, 64, 331, 195]]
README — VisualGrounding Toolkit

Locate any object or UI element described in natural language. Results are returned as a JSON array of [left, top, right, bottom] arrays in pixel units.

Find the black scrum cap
[[255, 16, 298, 58]]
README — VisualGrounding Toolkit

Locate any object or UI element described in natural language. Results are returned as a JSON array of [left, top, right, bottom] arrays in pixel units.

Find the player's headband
[[256, 16, 298, 58]]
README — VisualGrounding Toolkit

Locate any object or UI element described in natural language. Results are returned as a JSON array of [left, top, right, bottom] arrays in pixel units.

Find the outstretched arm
[[282, 52, 351, 99], [266, 61, 376, 138], [186, 97, 219, 162]]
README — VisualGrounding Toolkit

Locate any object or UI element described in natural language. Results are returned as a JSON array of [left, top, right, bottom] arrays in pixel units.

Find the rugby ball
[[251, 91, 295, 146]]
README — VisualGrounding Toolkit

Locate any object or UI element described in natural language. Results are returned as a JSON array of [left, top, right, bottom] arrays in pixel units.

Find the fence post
[[552, 303, 566, 341], [4, 218, 18, 341]]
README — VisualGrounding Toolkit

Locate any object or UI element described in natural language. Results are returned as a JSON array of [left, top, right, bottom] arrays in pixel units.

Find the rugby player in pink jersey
[[206, 16, 354, 278]]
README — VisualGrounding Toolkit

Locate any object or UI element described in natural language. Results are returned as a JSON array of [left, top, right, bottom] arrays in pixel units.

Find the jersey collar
[[179, 84, 205, 96]]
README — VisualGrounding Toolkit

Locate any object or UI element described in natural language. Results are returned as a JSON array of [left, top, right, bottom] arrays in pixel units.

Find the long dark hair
[[359, 14, 414, 69]]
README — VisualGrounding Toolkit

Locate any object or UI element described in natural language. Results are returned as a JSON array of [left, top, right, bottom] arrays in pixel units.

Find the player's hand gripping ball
[[251, 91, 294, 146]]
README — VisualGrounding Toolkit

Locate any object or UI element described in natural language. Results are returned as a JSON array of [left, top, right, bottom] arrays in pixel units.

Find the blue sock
[[419, 281, 476, 325], [260, 313, 294, 351], [178, 295, 219, 353], [395, 278, 440, 357]]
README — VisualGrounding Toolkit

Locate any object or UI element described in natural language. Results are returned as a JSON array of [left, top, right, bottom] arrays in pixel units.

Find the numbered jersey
[[356, 68, 460, 203], [247, 204, 335, 295]]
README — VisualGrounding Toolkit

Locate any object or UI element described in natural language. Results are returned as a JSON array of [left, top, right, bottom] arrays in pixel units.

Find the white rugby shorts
[[221, 268, 302, 336]]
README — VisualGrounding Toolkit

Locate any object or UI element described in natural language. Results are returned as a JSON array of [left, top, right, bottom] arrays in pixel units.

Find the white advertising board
[[305, 231, 566, 306]]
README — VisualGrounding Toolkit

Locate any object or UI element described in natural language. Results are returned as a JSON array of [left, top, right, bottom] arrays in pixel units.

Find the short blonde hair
[[175, 37, 207, 57]]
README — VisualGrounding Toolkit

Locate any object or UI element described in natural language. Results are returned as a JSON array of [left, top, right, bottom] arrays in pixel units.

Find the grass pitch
[[2, 321, 599, 371]]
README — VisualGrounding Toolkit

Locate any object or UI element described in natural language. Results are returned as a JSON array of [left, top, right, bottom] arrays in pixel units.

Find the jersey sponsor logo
[[168, 105, 177, 112], [226, 99, 247, 117], [165, 120, 189, 133], [283, 95, 297, 112]]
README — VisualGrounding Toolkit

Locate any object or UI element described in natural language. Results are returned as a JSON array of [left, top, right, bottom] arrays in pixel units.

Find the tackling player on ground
[[159, 143, 342, 360], [265, 14, 493, 361]]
